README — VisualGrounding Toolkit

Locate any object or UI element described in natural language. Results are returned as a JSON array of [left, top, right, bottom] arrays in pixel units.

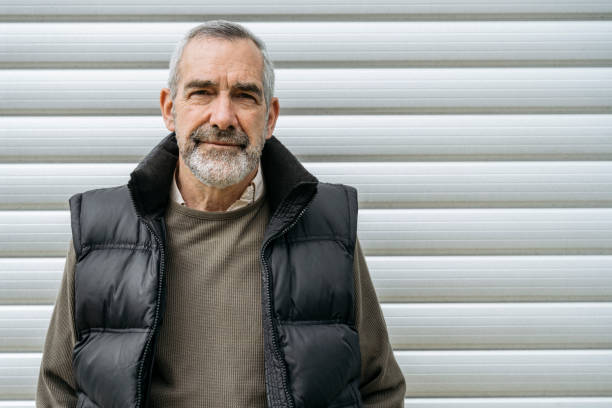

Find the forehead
[[178, 37, 264, 87]]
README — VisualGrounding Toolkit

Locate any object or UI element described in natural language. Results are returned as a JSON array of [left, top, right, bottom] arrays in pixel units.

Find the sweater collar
[[127, 132, 318, 221]]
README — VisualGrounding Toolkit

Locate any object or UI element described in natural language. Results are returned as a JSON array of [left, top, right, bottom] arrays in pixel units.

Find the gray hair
[[168, 20, 275, 110]]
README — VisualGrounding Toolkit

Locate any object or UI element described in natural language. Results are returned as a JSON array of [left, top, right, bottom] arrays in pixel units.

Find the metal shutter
[[1, 1, 611, 406]]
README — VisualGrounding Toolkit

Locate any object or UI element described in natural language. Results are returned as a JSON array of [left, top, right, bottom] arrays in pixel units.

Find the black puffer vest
[[68, 133, 362, 408]]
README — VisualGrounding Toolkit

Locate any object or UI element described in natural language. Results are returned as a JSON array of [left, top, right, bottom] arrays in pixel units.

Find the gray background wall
[[0, 1, 611, 406]]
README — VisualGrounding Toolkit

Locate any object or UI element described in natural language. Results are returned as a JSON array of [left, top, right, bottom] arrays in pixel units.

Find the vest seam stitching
[[283, 235, 350, 248], [77, 193, 83, 258], [73, 194, 82, 344], [79, 327, 148, 338], [82, 243, 153, 251], [342, 184, 353, 256], [342, 184, 359, 328], [78, 328, 150, 336], [277, 319, 356, 328]]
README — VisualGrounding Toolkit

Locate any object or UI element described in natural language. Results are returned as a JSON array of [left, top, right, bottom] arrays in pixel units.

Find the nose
[[209, 93, 237, 131]]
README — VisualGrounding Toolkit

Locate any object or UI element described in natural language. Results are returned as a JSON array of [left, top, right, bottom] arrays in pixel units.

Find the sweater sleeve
[[354, 237, 406, 407], [36, 239, 78, 407]]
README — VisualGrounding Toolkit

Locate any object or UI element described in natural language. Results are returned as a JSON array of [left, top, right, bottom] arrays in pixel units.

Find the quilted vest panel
[[267, 183, 361, 407], [68, 182, 361, 407], [69, 185, 162, 407]]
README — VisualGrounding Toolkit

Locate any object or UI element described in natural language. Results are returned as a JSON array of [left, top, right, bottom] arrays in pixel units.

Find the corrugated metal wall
[[1, 1, 611, 406]]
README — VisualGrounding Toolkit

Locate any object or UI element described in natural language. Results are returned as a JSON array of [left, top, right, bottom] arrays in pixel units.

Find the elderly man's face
[[160, 37, 278, 188]]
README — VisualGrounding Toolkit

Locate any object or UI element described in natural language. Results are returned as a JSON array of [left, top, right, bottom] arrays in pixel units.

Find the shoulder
[[68, 184, 132, 214], [305, 182, 359, 252], [67, 185, 141, 257], [313, 182, 358, 207]]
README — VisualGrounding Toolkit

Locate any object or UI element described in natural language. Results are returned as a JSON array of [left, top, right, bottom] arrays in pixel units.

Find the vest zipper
[[136, 220, 165, 408], [128, 188, 166, 408], [260, 196, 314, 408]]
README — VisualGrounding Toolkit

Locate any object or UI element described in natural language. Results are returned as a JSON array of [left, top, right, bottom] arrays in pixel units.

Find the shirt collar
[[170, 160, 264, 211]]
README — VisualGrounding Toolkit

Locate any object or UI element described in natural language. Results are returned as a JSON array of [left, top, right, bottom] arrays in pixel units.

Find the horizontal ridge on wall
[[2, 68, 611, 114], [1, 1, 612, 20], [2, 115, 611, 162], [1, 162, 611, 209], [1, 21, 611, 67]]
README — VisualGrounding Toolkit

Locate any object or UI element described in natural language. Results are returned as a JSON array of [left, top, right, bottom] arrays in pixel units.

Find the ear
[[160, 88, 175, 132], [265, 97, 280, 140]]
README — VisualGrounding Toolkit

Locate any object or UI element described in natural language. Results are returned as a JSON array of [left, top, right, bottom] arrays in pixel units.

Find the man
[[36, 20, 405, 407]]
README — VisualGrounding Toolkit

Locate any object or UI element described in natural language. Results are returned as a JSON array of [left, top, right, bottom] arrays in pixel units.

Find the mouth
[[203, 141, 241, 148]]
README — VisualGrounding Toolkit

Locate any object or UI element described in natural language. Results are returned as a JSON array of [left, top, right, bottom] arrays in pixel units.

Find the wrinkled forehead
[[178, 37, 264, 88]]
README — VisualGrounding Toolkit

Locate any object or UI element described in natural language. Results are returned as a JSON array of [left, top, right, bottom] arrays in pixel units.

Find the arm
[[36, 239, 78, 407], [354, 237, 406, 407]]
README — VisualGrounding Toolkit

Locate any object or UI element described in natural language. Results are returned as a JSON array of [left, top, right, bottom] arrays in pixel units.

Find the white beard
[[180, 125, 266, 189]]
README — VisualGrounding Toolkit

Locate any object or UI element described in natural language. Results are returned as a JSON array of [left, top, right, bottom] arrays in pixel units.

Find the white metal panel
[[369, 255, 612, 303], [0, 306, 50, 352], [1, 1, 611, 16], [4, 303, 611, 352], [396, 350, 612, 397], [2, 162, 611, 209], [0, 211, 70, 256], [358, 208, 612, 255], [2, 21, 611, 65], [383, 303, 612, 349], [2, 115, 611, 161], [0, 354, 38, 400], [0, 258, 62, 305], [1, 0, 611, 404], [2, 68, 611, 113], [2, 209, 612, 257]]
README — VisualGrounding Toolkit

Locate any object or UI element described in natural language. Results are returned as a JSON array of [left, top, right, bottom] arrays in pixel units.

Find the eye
[[192, 90, 211, 96], [239, 93, 256, 101]]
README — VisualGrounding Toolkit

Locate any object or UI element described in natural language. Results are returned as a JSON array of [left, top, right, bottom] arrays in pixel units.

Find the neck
[[175, 156, 258, 212]]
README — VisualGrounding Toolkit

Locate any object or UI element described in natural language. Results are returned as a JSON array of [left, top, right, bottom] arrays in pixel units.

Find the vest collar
[[127, 132, 318, 221]]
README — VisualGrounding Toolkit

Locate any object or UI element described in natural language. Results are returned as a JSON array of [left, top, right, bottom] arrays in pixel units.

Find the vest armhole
[[68, 192, 84, 259], [342, 184, 359, 257]]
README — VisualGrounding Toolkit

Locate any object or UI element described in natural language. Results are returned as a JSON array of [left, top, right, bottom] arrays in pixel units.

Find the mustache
[[189, 126, 249, 148]]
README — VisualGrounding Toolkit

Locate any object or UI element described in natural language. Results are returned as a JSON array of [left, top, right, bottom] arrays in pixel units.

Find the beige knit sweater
[[36, 188, 405, 407]]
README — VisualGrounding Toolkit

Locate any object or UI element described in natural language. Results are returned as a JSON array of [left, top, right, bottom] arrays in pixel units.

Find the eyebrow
[[183, 79, 216, 93], [234, 82, 263, 100], [183, 79, 263, 101]]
